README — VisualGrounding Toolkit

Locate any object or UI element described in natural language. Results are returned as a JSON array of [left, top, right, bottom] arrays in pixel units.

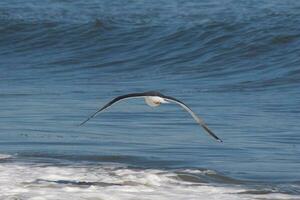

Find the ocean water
[[1, 0, 300, 199]]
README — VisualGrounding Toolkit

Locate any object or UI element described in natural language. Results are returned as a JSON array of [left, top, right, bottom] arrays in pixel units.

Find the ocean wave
[[0, 161, 298, 200], [0, 154, 12, 160]]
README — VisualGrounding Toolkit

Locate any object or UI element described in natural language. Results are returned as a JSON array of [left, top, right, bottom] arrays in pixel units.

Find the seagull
[[80, 91, 222, 142]]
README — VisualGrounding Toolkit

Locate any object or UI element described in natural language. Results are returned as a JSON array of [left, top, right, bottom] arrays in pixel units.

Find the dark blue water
[[0, 0, 300, 199]]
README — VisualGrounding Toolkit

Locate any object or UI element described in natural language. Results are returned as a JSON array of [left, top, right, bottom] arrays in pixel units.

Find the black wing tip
[[211, 135, 223, 143], [217, 138, 223, 143], [79, 117, 92, 126], [201, 124, 223, 143], [213, 133, 223, 143], [78, 122, 85, 127], [79, 122, 86, 126]]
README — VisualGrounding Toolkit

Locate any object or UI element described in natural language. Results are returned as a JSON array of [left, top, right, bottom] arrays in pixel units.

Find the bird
[[80, 91, 222, 142]]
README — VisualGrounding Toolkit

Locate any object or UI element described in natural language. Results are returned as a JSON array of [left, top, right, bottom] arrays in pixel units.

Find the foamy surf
[[0, 161, 298, 200], [0, 154, 12, 160]]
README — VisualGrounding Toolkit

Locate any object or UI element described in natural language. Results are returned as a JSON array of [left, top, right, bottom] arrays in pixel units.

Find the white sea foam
[[0, 162, 298, 200], [0, 154, 12, 160]]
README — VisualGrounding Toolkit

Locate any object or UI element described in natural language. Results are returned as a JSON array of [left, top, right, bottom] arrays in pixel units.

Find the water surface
[[0, 0, 300, 199]]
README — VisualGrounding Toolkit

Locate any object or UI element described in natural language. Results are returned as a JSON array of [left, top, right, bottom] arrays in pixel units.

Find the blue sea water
[[0, 0, 300, 199]]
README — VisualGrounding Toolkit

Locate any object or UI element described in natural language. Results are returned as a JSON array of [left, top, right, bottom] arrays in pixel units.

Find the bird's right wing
[[163, 95, 223, 142], [80, 92, 147, 126]]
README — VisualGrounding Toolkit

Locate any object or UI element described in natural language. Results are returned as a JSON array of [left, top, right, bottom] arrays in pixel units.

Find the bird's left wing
[[162, 95, 223, 142], [80, 92, 147, 126]]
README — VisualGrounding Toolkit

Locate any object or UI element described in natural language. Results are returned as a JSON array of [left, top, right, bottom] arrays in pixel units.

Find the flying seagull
[[80, 91, 222, 142]]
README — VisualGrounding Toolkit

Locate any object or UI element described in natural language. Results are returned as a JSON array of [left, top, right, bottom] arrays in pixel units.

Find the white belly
[[144, 96, 163, 107]]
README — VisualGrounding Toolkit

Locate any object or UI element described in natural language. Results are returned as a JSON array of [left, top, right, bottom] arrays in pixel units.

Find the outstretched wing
[[80, 92, 147, 126], [162, 95, 223, 142]]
